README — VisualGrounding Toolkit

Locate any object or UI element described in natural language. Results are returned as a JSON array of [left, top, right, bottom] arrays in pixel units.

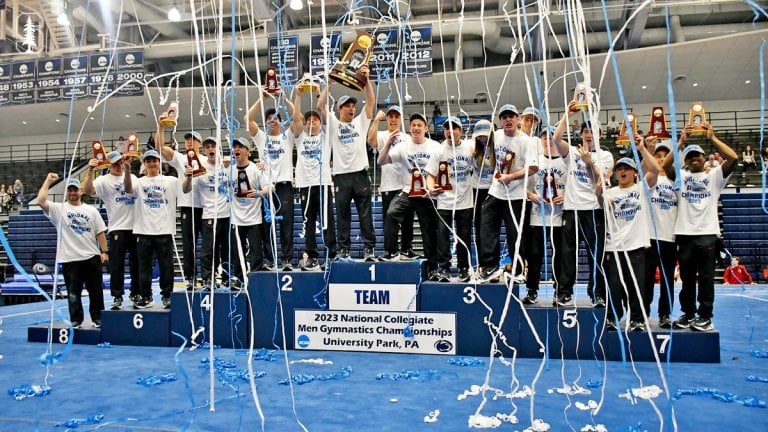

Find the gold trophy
[[92, 141, 111, 169], [543, 172, 558, 203], [296, 72, 320, 95], [329, 32, 373, 91], [572, 83, 591, 112], [236, 168, 251, 198], [616, 112, 637, 146], [647, 106, 670, 140], [409, 169, 427, 198], [436, 161, 452, 191], [159, 102, 178, 128], [688, 102, 707, 136], [495, 151, 516, 179], [264, 67, 280, 96], [124, 133, 140, 158], [187, 150, 207, 177]]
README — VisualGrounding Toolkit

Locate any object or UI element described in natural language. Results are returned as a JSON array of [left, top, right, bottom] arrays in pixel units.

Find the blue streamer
[[750, 350, 768, 358], [375, 369, 457, 382], [96, 342, 112, 348], [585, 379, 604, 389], [673, 387, 766, 408], [447, 357, 485, 367], [278, 366, 353, 385], [136, 373, 177, 387], [621, 423, 646, 432], [55, 414, 104, 428], [8, 384, 52, 400], [746, 375, 768, 383]]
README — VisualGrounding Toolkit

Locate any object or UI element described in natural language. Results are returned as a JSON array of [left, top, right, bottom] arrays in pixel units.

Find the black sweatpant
[[526, 225, 563, 293], [559, 209, 606, 301], [643, 239, 677, 317], [107, 229, 139, 298], [299, 185, 337, 259], [382, 189, 414, 253], [333, 169, 375, 251], [478, 197, 524, 270], [677, 234, 718, 319], [136, 234, 175, 298], [180, 206, 203, 282], [201, 217, 230, 282], [436, 208, 473, 271], [385, 193, 438, 272], [231, 224, 264, 281], [605, 247, 647, 322], [62, 255, 104, 323]]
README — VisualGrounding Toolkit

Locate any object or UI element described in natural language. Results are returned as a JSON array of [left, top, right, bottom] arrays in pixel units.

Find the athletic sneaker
[[143, 296, 155, 308], [110, 297, 123, 311], [436, 269, 451, 283], [302, 258, 320, 271], [513, 274, 526, 284], [133, 296, 148, 309], [71, 321, 82, 329], [690, 317, 714, 332], [199, 279, 213, 292], [400, 249, 420, 260], [162, 296, 171, 309], [630, 320, 646, 332], [364, 248, 376, 262], [262, 261, 275, 271], [92, 320, 102, 328], [592, 297, 606, 308], [555, 295, 574, 307], [458, 269, 471, 282], [522, 290, 538, 305], [604, 319, 617, 331], [282, 262, 293, 272], [229, 279, 242, 291], [673, 313, 695, 329], [336, 249, 351, 261], [378, 252, 400, 262], [658, 315, 672, 329], [476, 266, 501, 283], [129, 293, 140, 304]]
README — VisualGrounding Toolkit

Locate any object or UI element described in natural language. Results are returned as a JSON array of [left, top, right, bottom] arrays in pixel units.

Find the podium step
[[101, 304, 170, 347], [28, 322, 101, 345]]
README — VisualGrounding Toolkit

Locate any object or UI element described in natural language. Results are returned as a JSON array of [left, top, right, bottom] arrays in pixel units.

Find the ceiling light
[[168, 7, 181, 22], [90, 117, 95, 120], [125, 114, 130, 118], [22, 121, 27, 125], [641, 85, 647, 90], [289, 0, 304, 11], [692, 82, 698, 87], [57, 13, 70, 26], [55, 118, 61, 123], [745, 80, 751, 84]]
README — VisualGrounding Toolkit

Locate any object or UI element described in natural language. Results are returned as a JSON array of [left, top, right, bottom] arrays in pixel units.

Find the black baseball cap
[[409, 112, 428, 124], [264, 108, 281, 120], [304, 110, 321, 121]]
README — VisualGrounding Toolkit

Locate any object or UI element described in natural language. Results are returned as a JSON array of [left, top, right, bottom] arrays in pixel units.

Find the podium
[[28, 323, 101, 345], [169, 291, 249, 349], [101, 304, 170, 347]]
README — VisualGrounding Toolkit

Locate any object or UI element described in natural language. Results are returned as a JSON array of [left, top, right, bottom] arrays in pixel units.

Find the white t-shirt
[[93, 173, 137, 232], [674, 166, 729, 236], [231, 162, 268, 226], [194, 159, 232, 220], [327, 112, 371, 175], [132, 175, 179, 236], [562, 148, 614, 210], [488, 130, 538, 201], [168, 152, 202, 208], [472, 150, 495, 190], [427, 140, 475, 210], [294, 130, 332, 188], [647, 175, 678, 242], [253, 130, 294, 184], [377, 130, 409, 192], [44, 202, 106, 263], [529, 148, 567, 227], [389, 138, 441, 194], [603, 183, 650, 252]]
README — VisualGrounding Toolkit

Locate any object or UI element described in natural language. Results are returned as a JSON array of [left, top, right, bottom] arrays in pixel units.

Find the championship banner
[[0, 64, 12, 106], [268, 35, 300, 84], [10, 61, 35, 105], [88, 53, 116, 97], [35, 58, 62, 102], [114, 51, 144, 96], [61, 55, 89, 100], [369, 28, 398, 81], [309, 33, 342, 78], [402, 25, 432, 77], [294, 310, 457, 355]]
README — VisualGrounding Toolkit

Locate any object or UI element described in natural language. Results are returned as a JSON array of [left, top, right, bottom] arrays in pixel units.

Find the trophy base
[[95, 162, 112, 170], [263, 89, 281, 98], [691, 127, 707, 137], [615, 136, 631, 146], [236, 192, 252, 198], [192, 169, 207, 178], [159, 118, 177, 128], [408, 190, 428, 198], [329, 71, 365, 92], [124, 152, 140, 159], [297, 83, 320, 95], [572, 103, 590, 112], [437, 185, 453, 191], [647, 132, 670, 140]]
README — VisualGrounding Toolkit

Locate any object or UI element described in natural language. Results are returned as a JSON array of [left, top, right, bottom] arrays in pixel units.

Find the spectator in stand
[[723, 257, 755, 285], [0, 185, 9, 214], [762, 146, 768, 166], [606, 115, 620, 137], [13, 179, 23, 206], [742, 145, 756, 171]]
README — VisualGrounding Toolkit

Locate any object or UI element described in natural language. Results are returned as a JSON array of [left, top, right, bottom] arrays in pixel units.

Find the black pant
[[201, 217, 231, 282], [643, 239, 677, 317], [605, 248, 647, 322], [478, 197, 524, 269], [269, 182, 295, 263], [382, 189, 414, 253], [677, 235, 718, 319], [231, 224, 264, 281], [62, 255, 104, 323], [526, 225, 563, 293], [299, 185, 338, 259], [261, 221, 275, 265], [333, 170, 375, 251], [180, 206, 203, 282], [436, 208, 473, 271], [107, 229, 139, 298], [136, 234, 175, 298], [385, 193, 438, 271], [473, 188, 489, 263], [560, 209, 606, 300]]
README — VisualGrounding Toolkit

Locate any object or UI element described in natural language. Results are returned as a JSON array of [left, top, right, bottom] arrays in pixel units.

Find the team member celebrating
[[38, 174, 107, 328], [427, 117, 475, 282], [663, 123, 737, 332], [83, 151, 138, 310], [317, 65, 376, 261], [126, 151, 181, 308], [291, 90, 337, 269]]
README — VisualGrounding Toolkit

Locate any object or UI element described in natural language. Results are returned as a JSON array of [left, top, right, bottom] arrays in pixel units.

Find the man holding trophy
[[317, 55, 376, 261]]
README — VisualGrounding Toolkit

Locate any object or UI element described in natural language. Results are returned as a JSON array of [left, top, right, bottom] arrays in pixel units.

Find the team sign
[[328, 283, 417, 311], [294, 310, 456, 355]]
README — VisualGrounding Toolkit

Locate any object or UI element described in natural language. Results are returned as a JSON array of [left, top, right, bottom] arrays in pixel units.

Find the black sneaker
[[630, 320, 646, 332], [229, 278, 242, 291], [71, 321, 82, 329], [110, 297, 123, 311], [199, 279, 213, 292], [658, 315, 672, 329], [378, 252, 400, 262], [364, 248, 376, 262], [185, 280, 195, 291], [604, 319, 617, 331], [690, 317, 714, 332], [522, 290, 538, 305], [458, 269, 471, 282], [555, 295, 574, 307], [427, 270, 440, 281], [302, 258, 320, 271], [92, 320, 102, 328], [476, 266, 501, 283], [336, 249, 351, 261], [162, 296, 171, 309], [282, 262, 293, 272], [673, 314, 695, 329], [437, 269, 451, 283], [133, 296, 148, 309], [263, 261, 275, 271], [401, 249, 419, 260], [129, 293, 140, 304], [592, 297, 606, 308], [143, 296, 155, 308]]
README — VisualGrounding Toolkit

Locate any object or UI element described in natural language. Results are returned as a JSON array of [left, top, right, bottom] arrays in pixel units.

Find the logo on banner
[[19, 64, 28, 74], [125, 54, 135, 65], [377, 33, 389, 45], [44, 61, 53, 72], [98, 56, 108, 67], [70, 58, 80, 69], [297, 334, 311, 348], [410, 30, 422, 42], [434, 339, 453, 353]]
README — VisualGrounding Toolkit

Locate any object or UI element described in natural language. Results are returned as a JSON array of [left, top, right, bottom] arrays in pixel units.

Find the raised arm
[[82, 159, 99, 197], [362, 65, 375, 119], [156, 120, 176, 162], [367, 110, 386, 149], [553, 101, 578, 157], [123, 159, 134, 194], [290, 91, 304, 137], [638, 137, 659, 188], [707, 124, 738, 177], [245, 95, 264, 138], [316, 81, 332, 121], [377, 130, 399, 165], [37, 173, 59, 213]]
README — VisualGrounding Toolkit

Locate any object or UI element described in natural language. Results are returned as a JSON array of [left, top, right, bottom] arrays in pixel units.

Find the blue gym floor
[[1, 284, 767, 431]]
